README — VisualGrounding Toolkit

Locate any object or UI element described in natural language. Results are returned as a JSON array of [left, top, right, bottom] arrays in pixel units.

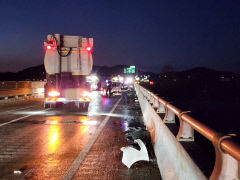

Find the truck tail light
[[44, 39, 56, 51], [48, 90, 60, 97], [86, 46, 92, 51]]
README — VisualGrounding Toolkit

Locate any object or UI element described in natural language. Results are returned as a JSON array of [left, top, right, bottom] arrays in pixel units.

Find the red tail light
[[44, 39, 56, 51], [149, 81, 154, 85], [86, 46, 92, 51]]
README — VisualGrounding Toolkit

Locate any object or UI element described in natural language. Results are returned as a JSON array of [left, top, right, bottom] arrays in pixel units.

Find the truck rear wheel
[[78, 102, 89, 112], [83, 102, 90, 111], [50, 103, 56, 108], [44, 103, 50, 109]]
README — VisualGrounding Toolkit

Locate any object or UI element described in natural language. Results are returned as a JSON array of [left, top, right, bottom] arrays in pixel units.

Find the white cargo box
[[44, 34, 93, 75], [63, 88, 86, 99]]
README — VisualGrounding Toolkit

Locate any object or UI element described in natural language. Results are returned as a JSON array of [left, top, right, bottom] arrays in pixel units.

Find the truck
[[43, 34, 93, 110]]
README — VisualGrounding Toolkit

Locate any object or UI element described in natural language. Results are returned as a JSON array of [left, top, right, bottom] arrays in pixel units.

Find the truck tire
[[50, 103, 56, 108], [78, 102, 89, 112], [83, 102, 90, 111], [44, 103, 50, 109]]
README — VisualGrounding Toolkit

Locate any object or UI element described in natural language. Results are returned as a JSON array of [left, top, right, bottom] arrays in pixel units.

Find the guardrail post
[[157, 103, 165, 113], [164, 108, 175, 123], [210, 134, 239, 180], [149, 94, 155, 105], [147, 92, 151, 101], [153, 97, 159, 110], [176, 111, 194, 142]]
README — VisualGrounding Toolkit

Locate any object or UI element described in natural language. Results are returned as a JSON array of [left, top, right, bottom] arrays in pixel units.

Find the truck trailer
[[43, 34, 93, 110]]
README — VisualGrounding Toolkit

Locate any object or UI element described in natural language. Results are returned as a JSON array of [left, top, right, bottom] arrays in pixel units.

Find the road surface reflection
[[48, 123, 60, 154], [46, 117, 61, 154], [77, 116, 88, 135]]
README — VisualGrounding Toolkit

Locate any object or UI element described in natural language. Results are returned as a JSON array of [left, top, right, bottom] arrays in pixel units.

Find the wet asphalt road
[[0, 93, 121, 179]]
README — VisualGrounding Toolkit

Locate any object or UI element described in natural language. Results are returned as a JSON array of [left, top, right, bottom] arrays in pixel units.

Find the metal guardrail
[[0, 93, 43, 103], [0, 81, 45, 89], [0, 81, 45, 104], [134, 83, 240, 180]]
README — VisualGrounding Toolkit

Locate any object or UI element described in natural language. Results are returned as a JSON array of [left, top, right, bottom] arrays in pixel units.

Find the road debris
[[121, 139, 149, 168]]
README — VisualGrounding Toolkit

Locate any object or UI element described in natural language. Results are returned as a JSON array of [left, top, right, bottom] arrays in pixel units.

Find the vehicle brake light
[[44, 39, 56, 51], [86, 46, 92, 51], [149, 81, 154, 85], [48, 90, 60, 97]]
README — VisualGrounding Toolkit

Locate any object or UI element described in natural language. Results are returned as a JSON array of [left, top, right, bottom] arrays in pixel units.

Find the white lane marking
[[1, 105, 38, 114], [61, 98, 122, 180], [0, 109, 50, 127]]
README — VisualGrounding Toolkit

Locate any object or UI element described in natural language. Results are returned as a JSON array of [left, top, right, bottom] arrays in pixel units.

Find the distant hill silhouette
[[0, 64, 239, 81], [178, 67, 239, 79], [155, 67, 240, 81], [0, 64, 46, 81], [144, 66, 240, 140], [0, 64, 137, 81]]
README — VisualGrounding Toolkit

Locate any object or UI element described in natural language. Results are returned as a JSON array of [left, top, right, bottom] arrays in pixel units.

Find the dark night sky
[[0, 0, 240, 73]]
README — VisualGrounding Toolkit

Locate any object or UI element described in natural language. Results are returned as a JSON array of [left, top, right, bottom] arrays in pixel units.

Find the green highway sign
[[124, 66, 135, 74]]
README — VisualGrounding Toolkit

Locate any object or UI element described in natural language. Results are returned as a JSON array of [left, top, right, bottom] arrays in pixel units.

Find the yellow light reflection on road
[[81, 116, 88, 124], [47, 116, 61, 154], [78, 116, 88, 135], [48, 126, 59, 153]]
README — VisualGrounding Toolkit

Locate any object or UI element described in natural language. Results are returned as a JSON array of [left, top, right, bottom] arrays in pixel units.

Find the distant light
[[149, 81, 154, 85], [111, 75, 124, 83], [119, 76, 124, 83], [14, 170, 22, 174], [91, 84, 98, 90], [47, 45, 51, 50], [125, 77, 133, 84], [86, 75, 98, 83], [112, 76, 118, 82]]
